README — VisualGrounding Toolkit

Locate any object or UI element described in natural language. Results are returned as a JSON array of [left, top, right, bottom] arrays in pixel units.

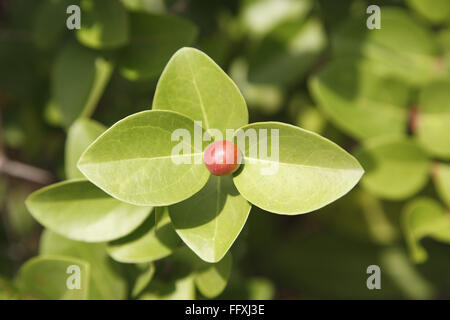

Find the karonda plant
[[22, 47, 364, 299]]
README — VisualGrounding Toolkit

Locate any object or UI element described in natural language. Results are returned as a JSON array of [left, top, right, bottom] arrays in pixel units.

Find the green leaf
[[16, 256, 90, 300], [416, 80, 450, 159], [232, 122, 364, 214], [433, 163, 450, 208], [107, 207, 180, 263], [26, 180, 152, 242], [169, 175, 251, 262], [77, 0, 129, 49], [402, 198, 450, 263], [52, 42, 114, 127], [40, 230, 127, 300], [153, 47, 249, 135], [78, 110, 210, 206], [247, 277, 275, 300], [248, 18, 326, 85], [120, 13, 197, 81], [355, 137, 430, 200], [194, 252, 232, 298], [131, 263, 155, 298], [139, 275, 195, 300], [406, 0, 450, 24], [332, 8, 440, 85], [240, 0, 312, 37], [309, 58, 410, 140], [65, 119, 106, 179]]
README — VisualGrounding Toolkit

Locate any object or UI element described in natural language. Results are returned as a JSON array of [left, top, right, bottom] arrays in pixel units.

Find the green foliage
[[2, 0, 450, 300]]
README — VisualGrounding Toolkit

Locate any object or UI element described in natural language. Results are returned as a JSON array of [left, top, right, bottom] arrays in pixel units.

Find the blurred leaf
[[247, 277, 275, 300], [0, 277, 18, 300], [194, 252, 232, 298], [40, 230, 127, 299], [65, 119, 106, 179], [120, 0, 166, 13], [248, 18, 326, 85], [332, 8, 441, 85], [406, 0, 450, 24], [78, 110, 210, 206], [309, 58, 410, 140], [153, 47, 248, 135], [416, 80, 450, 159], [120, 13, 198, 80], [16, 256, 90, 300], [229, 58, 284, 115], [26, 180, 152, 242], [170, 175, 250, 263], [6, 186, 37, 237], [107, 208, 180, 263], [355, 137, 430, 200], [131, 263, 155, 298], [240, 0, 312, 37], [402, 197, 450, 263], [52, 42, 114, 127], [233, 122, 364, 214], [433, 163, 450, 208], [77, 0, 129, 49], [32, 0, 72, 50], [139, 275, 195, 300], [380, 246, 435, 299]]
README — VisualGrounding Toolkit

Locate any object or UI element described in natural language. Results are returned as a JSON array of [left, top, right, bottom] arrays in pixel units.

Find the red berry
[[203, 140, 242, 176]]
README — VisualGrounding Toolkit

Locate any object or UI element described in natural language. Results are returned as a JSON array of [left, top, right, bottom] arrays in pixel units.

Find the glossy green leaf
[[195, 252, 232, 298], [78, 110, 210, 206], [120, 13, 197, 80], [26, 180, 152, 242], [332, 8, 441, 86], [65, 119, 106, 179], [153, 47, 248, 134], [240, 0, 312, 37], [52, 42, 114, 127], [40, 230, 127, 300], [77, 0, 129, 49], [433, 163, 450, 208], [107, 207, 180, 263], [355, 137, 430, 200], [248, 18, 326, 85], [169, 175, 251, 262], [416, 80, 450, 159], [406, 0, 450, 24], [16, 256, 90, 300], [131, 263, 155, 298], [233, 122, 364, 215], [402, 198, 450, 263], [309, 58, 410, 140], [139, 275, 195, 300]]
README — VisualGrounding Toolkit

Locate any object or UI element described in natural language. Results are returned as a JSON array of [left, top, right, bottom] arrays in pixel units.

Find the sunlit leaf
[[233, 122, 364, 214], [195, 252, 232, 298], [170, 175, 251, 262], [78, 110, 210, 206], [26, 180, 152, 242], [433, 163, 450, 208], [153, 47, 248, 135]]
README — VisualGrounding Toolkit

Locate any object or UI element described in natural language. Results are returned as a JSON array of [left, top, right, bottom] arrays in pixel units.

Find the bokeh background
[[1, 0, 450, 299]]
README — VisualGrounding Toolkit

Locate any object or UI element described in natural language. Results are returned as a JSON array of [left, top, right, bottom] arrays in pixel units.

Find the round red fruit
[[203, 140, 242, 176]]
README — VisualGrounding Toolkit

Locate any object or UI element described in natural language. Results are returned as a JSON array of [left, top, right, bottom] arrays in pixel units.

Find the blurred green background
[[1, 0, 450, 299]]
